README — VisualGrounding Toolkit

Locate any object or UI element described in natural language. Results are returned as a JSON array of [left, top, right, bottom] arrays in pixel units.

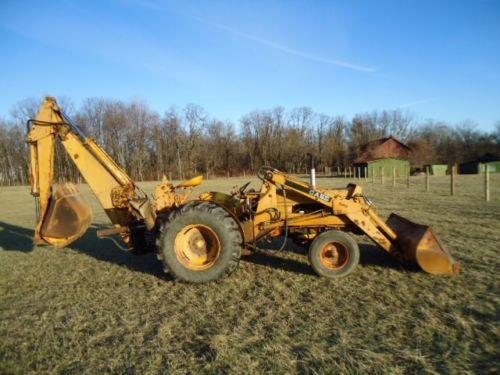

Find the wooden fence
[[330, 164, 495, 202]]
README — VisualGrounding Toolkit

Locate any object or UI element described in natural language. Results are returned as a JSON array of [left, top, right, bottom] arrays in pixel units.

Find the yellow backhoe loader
[[27, 97, 460, 282]]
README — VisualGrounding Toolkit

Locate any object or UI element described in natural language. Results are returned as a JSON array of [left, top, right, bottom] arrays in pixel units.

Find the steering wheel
[[238, 181, 251, 194]]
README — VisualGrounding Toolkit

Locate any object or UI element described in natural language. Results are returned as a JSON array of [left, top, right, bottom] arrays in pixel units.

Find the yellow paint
[[174, 224, 221, 270], [27, 97, 138, 246], [176, 175, 203, 188], [27, 97, 459, 276]]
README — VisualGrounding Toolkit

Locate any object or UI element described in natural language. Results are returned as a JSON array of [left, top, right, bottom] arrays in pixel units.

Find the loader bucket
[[386, 213, 460, 275], [39, 183, 92, 247]]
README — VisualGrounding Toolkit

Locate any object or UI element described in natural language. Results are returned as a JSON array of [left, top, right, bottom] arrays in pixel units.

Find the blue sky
[[0, 0, 499, 130]]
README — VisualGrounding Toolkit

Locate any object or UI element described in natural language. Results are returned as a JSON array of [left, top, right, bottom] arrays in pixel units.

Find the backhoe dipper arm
[[27, 96, 152, 247]]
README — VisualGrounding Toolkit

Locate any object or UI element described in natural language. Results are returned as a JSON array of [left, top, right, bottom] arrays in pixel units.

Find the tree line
[[0, 96, 499, 185]]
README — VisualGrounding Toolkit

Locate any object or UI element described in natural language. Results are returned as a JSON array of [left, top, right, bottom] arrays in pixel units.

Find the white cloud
[[201, 20, 378, 73], [124, 0, 378, 73]]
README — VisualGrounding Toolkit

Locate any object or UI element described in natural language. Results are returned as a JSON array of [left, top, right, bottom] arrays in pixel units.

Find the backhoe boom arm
[[27, 96, 152, 247]]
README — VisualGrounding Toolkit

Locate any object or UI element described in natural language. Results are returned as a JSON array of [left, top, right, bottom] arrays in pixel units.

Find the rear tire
[[157, 202, 242, 283], [308, 230, 359, 278]]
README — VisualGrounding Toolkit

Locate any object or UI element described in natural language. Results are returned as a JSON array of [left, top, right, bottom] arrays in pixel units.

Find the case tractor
[[27, 97, 460, 282]]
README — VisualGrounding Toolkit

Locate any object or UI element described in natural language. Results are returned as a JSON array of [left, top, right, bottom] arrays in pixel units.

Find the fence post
[[392, 166, 396, 187], [344, 167, 347, 179], [425, 166, 430, 192], [485, 164, 490, 202], [450, 165, 455, 196], [371, 166, 375, 183], [406, 166, 410, 188], [364, 167, 368, 182], [381, 167, 384, 185]]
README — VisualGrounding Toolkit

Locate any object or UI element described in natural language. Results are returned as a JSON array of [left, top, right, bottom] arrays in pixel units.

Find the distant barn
[[353, 135, 411, 177], [424, 164, 448, 176], [459, 153, 500, 174]]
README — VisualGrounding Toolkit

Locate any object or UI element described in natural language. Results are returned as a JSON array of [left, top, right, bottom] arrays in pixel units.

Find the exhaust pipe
[[307, 153, 316, 187]]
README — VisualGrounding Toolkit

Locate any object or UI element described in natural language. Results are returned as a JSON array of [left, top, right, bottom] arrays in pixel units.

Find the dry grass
[[0, 174, 499, 374]]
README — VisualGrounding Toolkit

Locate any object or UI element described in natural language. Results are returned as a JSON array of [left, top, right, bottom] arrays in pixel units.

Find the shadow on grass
[[243, 238, 405, 275], [358, 243, 404, 270], [237, 237, 313, 276], [244, 250, 315, 276], [0, 221, 407, 278], [0, 221, 35, 252], [0, 221, 168, 279], [70, 225, 168, 279]]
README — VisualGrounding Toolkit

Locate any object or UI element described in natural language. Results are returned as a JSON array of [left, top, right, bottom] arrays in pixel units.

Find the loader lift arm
[[232, 167, 460, 275], [27, 96, 155, 249], [258, 167, 399, 253]]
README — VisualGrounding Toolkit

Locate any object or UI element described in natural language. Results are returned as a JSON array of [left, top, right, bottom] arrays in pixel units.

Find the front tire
[[308, 230, 359, 278], [157, 202, 242, 283]]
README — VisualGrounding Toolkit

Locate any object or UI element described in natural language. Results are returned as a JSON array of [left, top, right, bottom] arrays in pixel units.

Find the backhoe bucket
[[39, 183, 92, 247], [386, 213, 460, 275]]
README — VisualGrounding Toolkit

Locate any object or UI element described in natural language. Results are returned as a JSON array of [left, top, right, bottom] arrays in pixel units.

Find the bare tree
[[1, 96, 498, 185]]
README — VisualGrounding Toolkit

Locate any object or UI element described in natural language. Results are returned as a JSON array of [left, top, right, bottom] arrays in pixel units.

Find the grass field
[[0, 174, 499, 374]]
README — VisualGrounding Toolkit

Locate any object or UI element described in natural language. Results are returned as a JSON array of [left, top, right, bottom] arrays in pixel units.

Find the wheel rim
[[319, 242, 349, 270], [174, 224, 221, 270]]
